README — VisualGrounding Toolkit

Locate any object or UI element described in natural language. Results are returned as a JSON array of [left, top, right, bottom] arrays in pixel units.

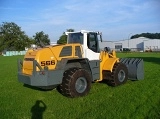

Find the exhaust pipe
[[120, 58, 144, 80]]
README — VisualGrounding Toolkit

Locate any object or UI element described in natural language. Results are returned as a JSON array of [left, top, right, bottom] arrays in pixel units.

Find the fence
[[2, 51, 27, 56]]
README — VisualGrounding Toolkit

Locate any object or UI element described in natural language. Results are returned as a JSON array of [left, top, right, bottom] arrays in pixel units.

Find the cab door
[[84, 33, 100, 60]]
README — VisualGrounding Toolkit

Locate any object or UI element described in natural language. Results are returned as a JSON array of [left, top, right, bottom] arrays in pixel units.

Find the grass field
[[0, 52, 160, 119]]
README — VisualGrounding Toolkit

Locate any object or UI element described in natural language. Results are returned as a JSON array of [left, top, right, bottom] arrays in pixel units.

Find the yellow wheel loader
[[18, 30, 144, 98]]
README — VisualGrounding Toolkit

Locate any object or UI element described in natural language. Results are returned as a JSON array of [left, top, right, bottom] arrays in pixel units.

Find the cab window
[[68, 33, 83, 44], [87, 33, 99, 52]]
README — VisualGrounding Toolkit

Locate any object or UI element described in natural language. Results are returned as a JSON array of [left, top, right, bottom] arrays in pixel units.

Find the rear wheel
[[58, 68, 91, 98], [105, 63, 128, 86]]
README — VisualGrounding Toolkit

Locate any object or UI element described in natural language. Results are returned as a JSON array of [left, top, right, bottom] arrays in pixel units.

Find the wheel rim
[[75, 77, 87, 93], [118, 70, 126, 82]]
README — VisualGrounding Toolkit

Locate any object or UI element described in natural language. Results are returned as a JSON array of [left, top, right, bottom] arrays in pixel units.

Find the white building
[[144, 39, 160, 51], [50, 42, 57, 46], [99, 37, 160, 52]]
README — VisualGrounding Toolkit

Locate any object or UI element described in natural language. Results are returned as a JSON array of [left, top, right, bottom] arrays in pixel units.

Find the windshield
[[68, 32, 83, 44]]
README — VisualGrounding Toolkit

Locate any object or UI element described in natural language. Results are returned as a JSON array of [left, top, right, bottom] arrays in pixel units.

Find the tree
[[57, 34, 67, 44], [131, 33, 160, 39], [57, 29, 75, 44], [66, 29, 74, 32], [33, 31, 50, 47], [0, 22, 30, 51]]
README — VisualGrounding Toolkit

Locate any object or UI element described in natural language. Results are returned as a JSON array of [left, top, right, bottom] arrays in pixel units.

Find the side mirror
[[100, 34, 102, 42]]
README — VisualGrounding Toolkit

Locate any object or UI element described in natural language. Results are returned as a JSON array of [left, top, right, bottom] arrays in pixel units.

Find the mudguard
[[102, 58, 119, 72]]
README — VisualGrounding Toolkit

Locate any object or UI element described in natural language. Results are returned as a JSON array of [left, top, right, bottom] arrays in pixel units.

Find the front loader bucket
[[120, 58, 144, 80]]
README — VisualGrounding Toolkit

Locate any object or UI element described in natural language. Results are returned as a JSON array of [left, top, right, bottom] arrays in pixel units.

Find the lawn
[[0, 52, 160, 119]]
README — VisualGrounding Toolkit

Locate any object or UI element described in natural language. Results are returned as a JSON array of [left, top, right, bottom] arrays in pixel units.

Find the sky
[[0, 0, 160, 42]]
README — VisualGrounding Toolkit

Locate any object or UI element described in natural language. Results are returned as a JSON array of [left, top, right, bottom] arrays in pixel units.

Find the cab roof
[[65, 30, 101, 35]]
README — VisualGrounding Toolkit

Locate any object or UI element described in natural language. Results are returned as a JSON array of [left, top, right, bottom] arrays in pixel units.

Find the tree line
[[0, 22, 73, 52], [131, 33, 160, 39], [0, 22, 50, 52], [1, 22, 159, 52]]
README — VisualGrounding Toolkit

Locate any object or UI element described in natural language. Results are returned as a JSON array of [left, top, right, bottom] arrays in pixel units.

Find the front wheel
[[58, 68, 92, 98], [105, 63, 128, 86]]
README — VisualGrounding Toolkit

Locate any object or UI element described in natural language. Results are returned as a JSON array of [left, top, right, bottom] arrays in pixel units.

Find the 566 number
[[41, 60, 55, 66]]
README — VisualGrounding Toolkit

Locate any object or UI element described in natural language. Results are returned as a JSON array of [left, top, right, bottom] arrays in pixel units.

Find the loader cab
[[67, 30, 102, 60]]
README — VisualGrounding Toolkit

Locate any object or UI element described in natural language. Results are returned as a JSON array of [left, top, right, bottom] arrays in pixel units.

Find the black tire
[[58, 68, 91, 98], [105, 63, 128, 86]]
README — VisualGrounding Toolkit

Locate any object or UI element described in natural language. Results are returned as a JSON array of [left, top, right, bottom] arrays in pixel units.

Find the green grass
[[0, 53, 160, 119]]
